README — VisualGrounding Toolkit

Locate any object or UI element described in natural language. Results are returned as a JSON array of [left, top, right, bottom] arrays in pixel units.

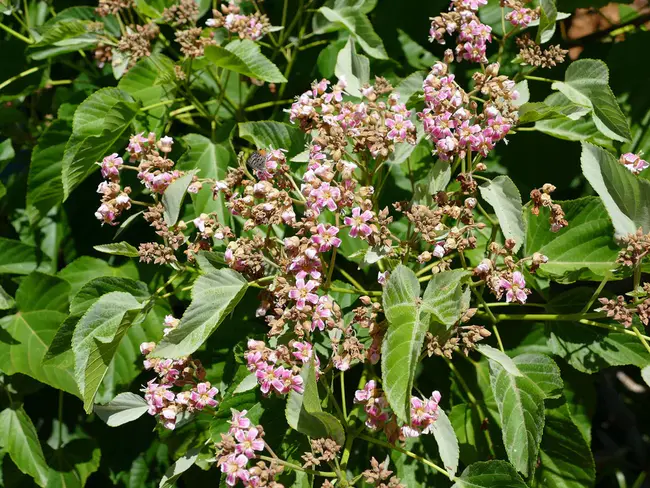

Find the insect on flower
[[245, 149, 267, 173]]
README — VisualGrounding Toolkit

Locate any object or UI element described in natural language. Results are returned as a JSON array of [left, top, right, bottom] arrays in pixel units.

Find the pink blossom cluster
[[505, 6, 537, 27], [428, 0, 492, 63], [217, 409, 266, 486], [418, 61, 516, 161], [244, 339, 306, 396], [138, 316, 218, 430], [354, 380, 442, 441], [620, 152, 649, 175], [206, 1, 270, 41]]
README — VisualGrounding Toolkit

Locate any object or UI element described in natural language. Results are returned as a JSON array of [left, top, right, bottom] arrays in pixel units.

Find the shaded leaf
[[94, 392, 150, 427], [431, 409, 459, 477], [162, 171, 196, 226], [93, 242, 139, 258], [204, 41, 287, 83], [238, 121, 306, 158], [479, 176, 524, 251], [319, 7, 388, 59], [422, 269, 471, 329], [0, 237, 50, 275], [334, 37, 369, 98], [152, 268, 248, 358], [452, 460, 527, 488]]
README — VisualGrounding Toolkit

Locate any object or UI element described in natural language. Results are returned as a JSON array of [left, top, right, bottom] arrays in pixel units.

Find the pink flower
[[378, 271, 389, 285], [309, 182, 341, 212], [311, 224, 342, 252], [99, 153, 123, 178], [288, 278, 320, 310], [344, 207, 374, 238], [140, 342, 156, 355], [127, 133, 148, 155], [312, 295, 334, 331], [499, 271, 529, 304], [229, 409, 252, 430], [620, 152, 649, 175], [354, 380, 378, 403], [235, 427, 265, 459], [221, 454, 250, 486], [292, 341, 314, 363], [189, 382, 219, 410], [385, 114, 414, 142]]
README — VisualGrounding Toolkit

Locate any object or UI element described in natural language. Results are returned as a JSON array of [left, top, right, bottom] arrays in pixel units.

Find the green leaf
[[552, 59, 631, 142], [452, 460, 528, 488], [118, 53, 177, 132], [319, 7, 388, 59], [286, 358, 346, 446], [536, 0, 558, 43], [16, 271, 70, 313], [177, 134, 235, 224], [397, 29, 437, 70], [61, 87, 139, 199], [334, 37, 369, 98], [0, 285, 15, 310], [431, 409, 459, 477], [421, 269, 471, 329], [450, 404, 490, 465], [0, 237, 50, 275], [26, 120, 70, 222], [29, 19, 98, 60], [0, 406, 49, 487], [581, 142, 650, 238], [152, 268, 248, 358], [162, 171, 196, 226], [531, 397, 595, 488], [159, 447, 200, 488], [58, 256, 138, 296], [46, 439, 102, 488], [238, 121, 306, 158], [93, 242, 140, 258], [94, 392, 150, 427], [204, 40, 287, 83], [70, 277, 149, 316], [489, 356, 546, 476], [518, 101, 587, 124], [381, 264, 428, 423], [525, 196, 619, 283], [479, 176, 525, 251], [477, 344, 522, 377], [394, 71, 425, 104], [0, 273, 78, 396], [514, 354, 563, 399], [72, 291, 145, 412]]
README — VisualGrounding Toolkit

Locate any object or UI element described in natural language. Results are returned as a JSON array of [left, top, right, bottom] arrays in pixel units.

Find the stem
[[337, 267, 366, 293], [358, 434, 453, 480], [0, 66, 41, 91], [0, 21, 33, 44], [633, 326, 650, 355], [524, 75, 557, 83], [57, 390, 64, 450], [257, 455, 337, 477], [244, 99, 294, 112], [340, 371, 348, 421], [488, 312, 605, 321], [141, 97, 183, 111], [581, 273, 610, 314], [486, 302, 546, 308], [446, 359, 496, 456]]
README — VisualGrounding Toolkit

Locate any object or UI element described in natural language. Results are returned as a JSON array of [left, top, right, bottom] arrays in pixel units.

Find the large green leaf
[[525, 196, 619, 283], [58, 256, 138, 296], [0, 237, 50, 275], [536, 0, 558, 43], [204, 40, 287, 83], [238, 121, 306, 158], [531, 398, 595, 488], [479, 176, 525, 251], [0, 406, 49, 487], [421, 269, 471, 329], [72, 291, 145, 412], [61, 87, 139, 199], [94, 392, 150, 427], [177, 134, 235, 224], [162, 171, 196, 226], [118, 53, 176, 133], [581, 142, 650, 238], [285, 358, 346, 446], [0, 273, 78, 396], [452, 460, 527, 488], [319, 7, 388, 59], [552, 59, 631, 142], [159, 447, 201, 488], [477, 344, 522, 377], [0, 285, 15, 310], [29, 19, 98, 60], [152, 268, 248, 358], [46, 439, 102, 488], [334, 37, 369, 98], [450, 404, 491, 465], [431, 409, 459, 478], [397, 29, 437, 70], [489, 357, 546, 476], [26, 120, 71, 222], [381, 264, 429, 423], [514, 354, 563, 399]]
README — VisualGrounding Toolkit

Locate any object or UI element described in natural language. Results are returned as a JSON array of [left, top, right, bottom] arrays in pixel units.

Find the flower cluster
[[139, 316, 218, 430], [245, 339, 306, 396], [516, 35, 568, 69], [216, 409, 284, 487], [530, 183, 568, 232], [354, 380, 442, 443], [207, 2, 271, 41], [418, 60, 518, 162], [619, 152, 649, 175], [428, 0, 492, 63], [362, 457, 406, 488], [502, 0, 540, 27]]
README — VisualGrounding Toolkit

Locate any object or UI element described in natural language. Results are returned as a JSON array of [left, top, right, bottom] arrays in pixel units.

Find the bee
[[245, 149, 267, 173]]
